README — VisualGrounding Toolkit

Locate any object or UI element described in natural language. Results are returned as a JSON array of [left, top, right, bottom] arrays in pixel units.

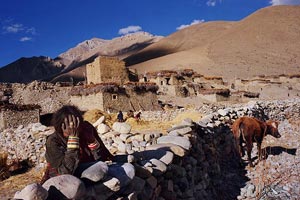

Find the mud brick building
[[86, 56, 129, 85]]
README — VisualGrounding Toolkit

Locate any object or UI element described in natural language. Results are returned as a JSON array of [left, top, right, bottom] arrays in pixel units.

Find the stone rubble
[[0, 98, 299, 199]]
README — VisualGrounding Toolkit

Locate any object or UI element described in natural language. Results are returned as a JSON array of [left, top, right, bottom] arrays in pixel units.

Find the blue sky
[[1, 0, 299, 67]]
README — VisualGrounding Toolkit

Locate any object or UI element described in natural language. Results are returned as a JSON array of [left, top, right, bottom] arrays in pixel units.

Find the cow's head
[[266, 120, 281, 138]]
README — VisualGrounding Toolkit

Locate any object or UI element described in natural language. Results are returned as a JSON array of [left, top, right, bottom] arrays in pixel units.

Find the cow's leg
[[246, 140, 254, 167], [234, 137, 244, 166], [239, 137, 245, 157], [257, 142, 262, 161]]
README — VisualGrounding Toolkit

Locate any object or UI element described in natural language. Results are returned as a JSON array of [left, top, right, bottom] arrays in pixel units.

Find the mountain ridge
[[0, 5, 299, 83]]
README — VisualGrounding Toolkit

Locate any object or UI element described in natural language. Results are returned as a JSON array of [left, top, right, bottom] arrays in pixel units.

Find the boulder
[[81, 161, 108, 182], [93, 116, 105, 127], [97, 123, 110, 134], [157, 136, 191, 150], [42, 175, 86, 199], [14, 183, 48, 200], [112, 122, 132, 134]]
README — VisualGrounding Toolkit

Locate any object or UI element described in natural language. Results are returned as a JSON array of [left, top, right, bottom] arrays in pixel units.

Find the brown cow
[[231, 116, 281, 167]]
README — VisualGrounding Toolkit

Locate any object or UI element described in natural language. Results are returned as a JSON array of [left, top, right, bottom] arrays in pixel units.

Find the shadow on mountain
[[124, 47, 174, 66], [0, 56, 64, 83]]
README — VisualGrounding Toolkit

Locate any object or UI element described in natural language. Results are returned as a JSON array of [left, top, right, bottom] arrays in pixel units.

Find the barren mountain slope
[[129, 5, 300, 80], [125, 21, 235, 66], [51, 32, 162, 82]]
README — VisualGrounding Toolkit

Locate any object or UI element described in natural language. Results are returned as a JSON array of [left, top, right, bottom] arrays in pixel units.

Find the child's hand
[[62, 115, 80, 137]]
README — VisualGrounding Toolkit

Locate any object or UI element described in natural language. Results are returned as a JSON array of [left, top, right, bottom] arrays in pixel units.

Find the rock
[[133, 149, 173, 165], [112, 122, 132, 134], [145, 143, 187, 157], [168, 127, 193, 136], [146, 176, 158, 189], [108, 163, 135, 187], [42, 175, 86, 199], [157, 136, 191, 150], [14, 183, 48, 200], [120, 133, 130, 141], [97, 123, 110, 134], [81, 161, 108, 182], [180, 118, 194, 126], [89, 177, 120, 199], [102, 177, 121, 192], [93, 116, 105, 127], [217, 109, 230, 116], [149, 158, 167, 174]]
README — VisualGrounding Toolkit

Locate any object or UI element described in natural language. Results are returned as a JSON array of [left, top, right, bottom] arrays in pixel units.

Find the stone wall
[[86, 56, 129, 85], [0, 109, 39, 130], [3, 99, 300, 199], [198, 93, 229, 102], [70, 93, 105, 112], [9, 81, 72, 114], [71, 90, 160, 113]]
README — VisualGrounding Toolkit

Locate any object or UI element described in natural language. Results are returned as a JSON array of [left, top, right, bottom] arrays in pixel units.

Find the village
[[1, 56, 300, 130], [0, 56, 299, 200]]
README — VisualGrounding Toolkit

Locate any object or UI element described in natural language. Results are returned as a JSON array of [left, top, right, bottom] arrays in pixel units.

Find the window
[[112, 94, 118, 100]]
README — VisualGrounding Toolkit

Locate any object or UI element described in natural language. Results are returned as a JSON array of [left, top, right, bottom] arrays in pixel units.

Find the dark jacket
[[42, 121, 113, 182]]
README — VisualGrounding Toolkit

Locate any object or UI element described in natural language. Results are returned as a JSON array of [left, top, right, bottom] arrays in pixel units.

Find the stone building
[[86, 56, 129, 85], [70, 82, 161, 112], [197, 89, 230, 102], [0, 104, 40, 130]]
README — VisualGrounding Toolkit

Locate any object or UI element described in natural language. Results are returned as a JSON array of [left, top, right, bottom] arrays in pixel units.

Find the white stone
[[108, 163, 135, 188], [117, 142, 127, 153], [42, 175, 86, 199], [168, 127, 192, 136], [97, 123, 110, 134], [93, 116, 105, 127], [81, 161, 108, 182], [14, 183, 48, 200], [112, 122, 132, 134], [157, 135, 191, 150], [102, 177, 121, 192], [146, 143, 187, 157], [120, 133, 130, 141], [149, 158, 167, 173]]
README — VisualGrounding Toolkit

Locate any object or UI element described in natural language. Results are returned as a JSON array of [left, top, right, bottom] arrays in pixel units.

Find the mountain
[[1, 5, 299, 83], [127, 5, 300, 80], [0, 56, 64, 83], [0, 32, 162, 83]]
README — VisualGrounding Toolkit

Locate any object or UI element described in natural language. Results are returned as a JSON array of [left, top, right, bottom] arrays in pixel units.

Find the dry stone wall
[[1, 98, 300, 199], [0, 109, 40, 130]]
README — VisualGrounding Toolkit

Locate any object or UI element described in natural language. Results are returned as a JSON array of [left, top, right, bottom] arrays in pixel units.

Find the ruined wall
[[102, 90, 160, 112], [124, 90, 160, 111], [198, 93, 229, 102], [71, 90, 160, 112], [10, 81, 72, 114], [0, 109, 39, 130], [70, 93, 104, 112], [86, 56, 129, 85], [102, 93, 130, 112], [158, 85, 185, 96]]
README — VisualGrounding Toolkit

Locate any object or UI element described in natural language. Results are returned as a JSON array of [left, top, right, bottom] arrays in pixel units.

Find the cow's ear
[[271, 121, 277, 128]]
